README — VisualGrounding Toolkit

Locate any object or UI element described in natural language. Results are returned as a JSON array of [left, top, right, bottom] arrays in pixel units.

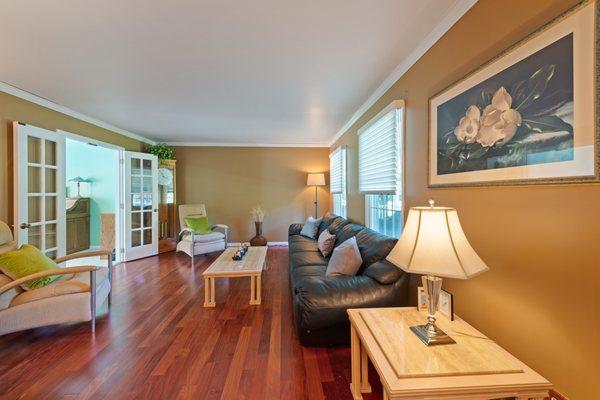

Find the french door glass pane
[[132, 230, 141, 247], [45, 250, 57, 260], [46, 223, 57, 249], [28, 136, 42, 163], [44, 140, 56, 166], [143, 229, 152, 245], [142, 194, 152, 210], [132, 212, 141, 229], [28, 225, 42, 248], [143, 211, 152, 228], [28, 197, 41, 223], [131, 158, 141, 175], [142, 159, 152, 175], [45, 168, 56, 193], [28, 166, 41, 192], [45, 196, 56, 220]]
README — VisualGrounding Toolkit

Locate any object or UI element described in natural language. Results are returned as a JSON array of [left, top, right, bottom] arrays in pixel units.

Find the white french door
[[14, 122, 66, 259], [124, 151, 158, 260]]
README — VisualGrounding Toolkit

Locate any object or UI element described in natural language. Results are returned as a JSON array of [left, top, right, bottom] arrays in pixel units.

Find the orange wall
[[332, 0, 598, 398], [174, 146, 330, 242]]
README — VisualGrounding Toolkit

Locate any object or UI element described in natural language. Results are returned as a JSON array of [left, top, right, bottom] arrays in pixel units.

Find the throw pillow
[[326, 237, 363, 277], [300, 216, 322, 239], [185, 215, 211, 234], [0, 244, 60, 290], [317, 229, 336, 258]]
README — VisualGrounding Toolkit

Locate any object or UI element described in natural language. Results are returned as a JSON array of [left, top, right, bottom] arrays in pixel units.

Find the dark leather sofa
[[289, 214, 410, 346]]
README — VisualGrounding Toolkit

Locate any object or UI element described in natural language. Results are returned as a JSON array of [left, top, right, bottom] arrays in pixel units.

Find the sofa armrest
[[294, 275, 390, 330], [289, 223, 303, 236], [363, 260, 403, 285]]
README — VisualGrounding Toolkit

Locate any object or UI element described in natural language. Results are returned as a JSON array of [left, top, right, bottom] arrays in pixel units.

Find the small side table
[[347, 307, 552, 400]]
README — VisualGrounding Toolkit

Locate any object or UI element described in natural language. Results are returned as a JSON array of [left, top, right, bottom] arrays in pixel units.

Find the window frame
[[362, 100, 405, 236], [331, 146, 347, 218]]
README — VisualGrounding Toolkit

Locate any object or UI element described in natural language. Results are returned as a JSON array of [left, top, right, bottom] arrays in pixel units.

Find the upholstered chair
[[0, 221, 112, 335], [176, 204, 228, 264]]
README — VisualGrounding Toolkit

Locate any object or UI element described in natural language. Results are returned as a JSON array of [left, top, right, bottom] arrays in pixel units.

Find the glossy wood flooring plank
[[0, 247, 384, 400]]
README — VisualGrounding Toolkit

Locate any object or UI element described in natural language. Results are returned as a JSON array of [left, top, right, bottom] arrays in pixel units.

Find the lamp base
[[410, 324, 456, 346]]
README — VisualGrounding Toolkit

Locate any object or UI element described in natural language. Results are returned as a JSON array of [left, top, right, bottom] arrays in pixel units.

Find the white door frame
[[59, 130, 125, 264]]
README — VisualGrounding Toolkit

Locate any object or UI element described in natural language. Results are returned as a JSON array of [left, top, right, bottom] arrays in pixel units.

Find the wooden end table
[[202, 246, 267, 307], [348, 307, 552, 400]]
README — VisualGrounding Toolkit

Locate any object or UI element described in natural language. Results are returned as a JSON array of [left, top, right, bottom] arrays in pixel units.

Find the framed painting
[[429, 0, 597, 187]]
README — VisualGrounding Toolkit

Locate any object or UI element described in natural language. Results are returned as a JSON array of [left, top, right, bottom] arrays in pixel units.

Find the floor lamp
[[306, 173, 326, 218]]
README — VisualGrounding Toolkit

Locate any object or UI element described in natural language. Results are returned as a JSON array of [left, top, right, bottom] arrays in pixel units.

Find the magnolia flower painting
[[434, 34, 575, 178]]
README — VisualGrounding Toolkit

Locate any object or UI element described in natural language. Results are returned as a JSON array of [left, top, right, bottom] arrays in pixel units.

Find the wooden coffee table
[[202, 246, 267, 307]]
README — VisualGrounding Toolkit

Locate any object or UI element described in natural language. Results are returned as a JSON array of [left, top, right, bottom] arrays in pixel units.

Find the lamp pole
[[313, 186, 318, 218]]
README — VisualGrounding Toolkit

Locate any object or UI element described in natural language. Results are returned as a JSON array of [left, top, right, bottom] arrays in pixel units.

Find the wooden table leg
[[383, 389, 389, 400], [349, 324, 363, 400], [250, 274, 261, 305], [360, 342, 372, 393], [203, 277, 216, 307]]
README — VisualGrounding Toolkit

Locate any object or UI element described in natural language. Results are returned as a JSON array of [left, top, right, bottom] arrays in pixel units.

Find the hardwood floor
[[0, 247, 383, 400]]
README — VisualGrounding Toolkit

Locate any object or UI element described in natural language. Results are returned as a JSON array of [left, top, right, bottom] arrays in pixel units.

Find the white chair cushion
[[186, 231, 225, 243], [10, 268, 109, 307]]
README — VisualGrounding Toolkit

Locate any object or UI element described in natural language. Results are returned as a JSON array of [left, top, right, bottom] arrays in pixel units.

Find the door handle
[[154, 209, 158, 212], [19, 223, 30, 230]]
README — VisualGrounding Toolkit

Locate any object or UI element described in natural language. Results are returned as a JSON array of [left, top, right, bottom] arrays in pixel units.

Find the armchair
[[176, 204, 228, 264], [0, 221, 112, 335]]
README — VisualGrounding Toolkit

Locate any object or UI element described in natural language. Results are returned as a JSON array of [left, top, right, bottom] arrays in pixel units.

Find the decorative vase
[[250, 221, 267, 246]]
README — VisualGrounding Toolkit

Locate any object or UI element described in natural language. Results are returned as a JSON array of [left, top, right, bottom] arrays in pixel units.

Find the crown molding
[[0, 81, 155, 145], [166, 141, 329, 148], [328, 0, 478, 147]]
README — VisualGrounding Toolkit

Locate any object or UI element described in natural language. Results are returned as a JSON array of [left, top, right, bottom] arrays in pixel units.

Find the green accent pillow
[[185, 216, 211, 235], [0, 244, 60, 290]]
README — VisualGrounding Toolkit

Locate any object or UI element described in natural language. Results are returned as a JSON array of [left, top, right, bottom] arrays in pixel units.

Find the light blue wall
[[66, 139, 117, 247]]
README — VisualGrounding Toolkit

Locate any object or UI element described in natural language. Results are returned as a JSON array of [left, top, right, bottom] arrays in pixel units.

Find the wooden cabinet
[[158, 159, 177, 253], [66, 197, 90, 254]]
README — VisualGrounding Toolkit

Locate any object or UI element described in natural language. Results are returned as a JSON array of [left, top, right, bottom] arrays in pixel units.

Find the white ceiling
[[0, 0, 474, 146]]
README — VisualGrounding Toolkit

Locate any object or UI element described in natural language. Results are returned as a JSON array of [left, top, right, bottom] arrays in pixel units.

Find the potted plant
[[145, 143, 175, 160]]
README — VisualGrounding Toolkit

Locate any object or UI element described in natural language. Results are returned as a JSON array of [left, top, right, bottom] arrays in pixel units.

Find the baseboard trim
[[227, 241, 288, 247]]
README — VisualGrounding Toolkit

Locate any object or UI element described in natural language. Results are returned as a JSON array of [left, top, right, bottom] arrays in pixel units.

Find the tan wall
[[332, 0, 598, 398], [0, 91, 145, 224], [174, 146, 330, 243]]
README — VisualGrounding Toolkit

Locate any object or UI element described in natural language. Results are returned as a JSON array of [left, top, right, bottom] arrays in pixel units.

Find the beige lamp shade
[[386, 205, 488, 279], [307, 173, 326, 186]]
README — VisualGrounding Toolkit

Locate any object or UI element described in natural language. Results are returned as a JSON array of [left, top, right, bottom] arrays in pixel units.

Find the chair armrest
[[0, 266, 99, 295], [289, 223, 303, 236], [178, 227, 194, 242], [211, 224, 229, 244], [54, 249, 112, 264]]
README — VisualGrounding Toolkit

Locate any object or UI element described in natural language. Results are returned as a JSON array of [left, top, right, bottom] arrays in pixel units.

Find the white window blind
[[358, 105, 401, 194], [329, 146, 344, 194]]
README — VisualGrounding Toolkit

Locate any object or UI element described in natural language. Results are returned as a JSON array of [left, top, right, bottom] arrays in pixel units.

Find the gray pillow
[[317, 229, 336, 258], [300, 216, 322, 239], [326, 237, 363, 277]]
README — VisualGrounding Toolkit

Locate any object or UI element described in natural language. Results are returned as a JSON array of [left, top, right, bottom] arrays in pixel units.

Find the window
[[330, 146, 347, 217], [358, 100, 404, 237]]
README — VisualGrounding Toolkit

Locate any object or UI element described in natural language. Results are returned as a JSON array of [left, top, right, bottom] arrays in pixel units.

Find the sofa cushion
[[328, 217, 349, 235], [291, 264, 327, 291], [289, 239, 319, 253], [363, 260, 403, 285], [355, 228, 398, 271], [0, 245, 61, 290], [317, 230, 336, 257], [10, 268, 110, 307], [290, 251, 327, 268], [181, 231, 225, 243], [300, 217, 322, 239], [334, 223, 364, 248], [326, 237, 362, 277], [317, 213, 338, 237]]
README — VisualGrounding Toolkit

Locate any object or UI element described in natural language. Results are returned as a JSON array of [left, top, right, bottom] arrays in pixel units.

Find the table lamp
[[386, 200, 488, 345], [306, 173, 326, 218], [69, 176, 93, 197]]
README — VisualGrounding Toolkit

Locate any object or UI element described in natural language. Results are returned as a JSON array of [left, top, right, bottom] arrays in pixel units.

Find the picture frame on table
[[417, 286, 428, 311], [438, 289, 454, 321], [428, 0, 598, 187]]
